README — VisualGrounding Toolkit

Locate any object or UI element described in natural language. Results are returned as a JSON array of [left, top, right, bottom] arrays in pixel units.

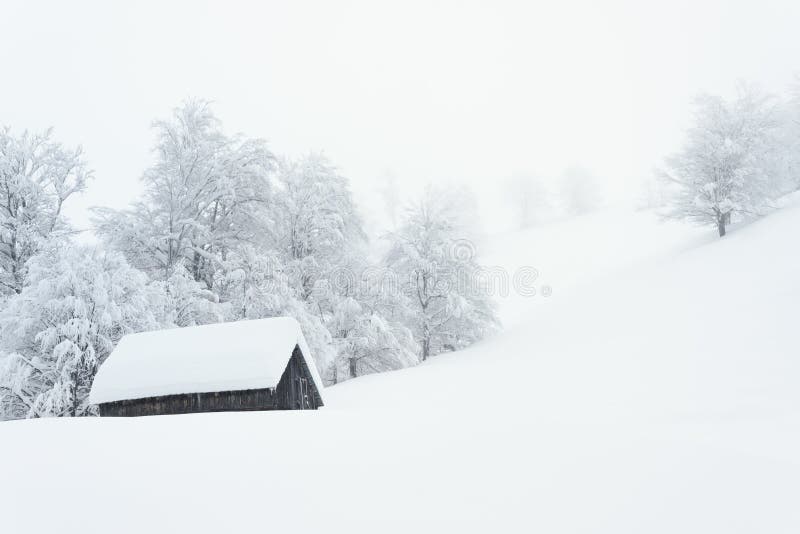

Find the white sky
[[2, 0, 799, 234]]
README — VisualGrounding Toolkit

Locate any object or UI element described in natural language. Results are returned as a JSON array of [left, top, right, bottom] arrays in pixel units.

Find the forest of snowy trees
[[0, 101, 498, 420], [2, 78, 800, 420]]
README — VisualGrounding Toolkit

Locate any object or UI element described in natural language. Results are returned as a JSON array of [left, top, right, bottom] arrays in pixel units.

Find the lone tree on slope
[[661, 87, 780, 237]]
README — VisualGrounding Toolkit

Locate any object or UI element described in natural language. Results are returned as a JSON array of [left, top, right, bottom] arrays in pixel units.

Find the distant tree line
[[504, 81, 800, 236]]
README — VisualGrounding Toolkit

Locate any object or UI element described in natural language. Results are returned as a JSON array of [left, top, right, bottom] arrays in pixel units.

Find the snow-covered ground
[[2, 200, 800, 533]]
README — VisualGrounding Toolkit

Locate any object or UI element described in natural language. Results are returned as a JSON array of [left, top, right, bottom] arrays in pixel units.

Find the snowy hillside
[[3, 200, 800, 533]]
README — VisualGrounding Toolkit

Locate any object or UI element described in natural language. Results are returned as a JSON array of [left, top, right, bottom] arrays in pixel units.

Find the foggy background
[[2, 0, 799, 235]]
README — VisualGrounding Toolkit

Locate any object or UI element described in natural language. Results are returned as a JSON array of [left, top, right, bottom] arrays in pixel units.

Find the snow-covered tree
[[93, 106, 350, 380], [559, 165, 602, 216], [0, 244, 159, 419], [94, 100, 275, 287], [152, 265, 226, 328], [272, 154, 423, 382], [661, 88, 781, 237], [636, 174, 670, 211], [308, 275, 418, 383], [505, 172, 551, 228], [324, 296, 418, 380], [384, 186, 498, 360], [273, 152, 365, 297], [0, 127, 89, 295], [378, 170, 401, 230]]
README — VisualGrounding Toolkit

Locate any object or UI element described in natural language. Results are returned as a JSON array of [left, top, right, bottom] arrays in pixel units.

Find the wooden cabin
[[89, 317, 324, 417]]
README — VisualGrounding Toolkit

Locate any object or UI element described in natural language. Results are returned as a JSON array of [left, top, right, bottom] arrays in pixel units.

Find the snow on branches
[[661, 86, 782, 237], [0, 127, 89, 295], [384, 187, 499, 360], [0, 245, 158, 418]]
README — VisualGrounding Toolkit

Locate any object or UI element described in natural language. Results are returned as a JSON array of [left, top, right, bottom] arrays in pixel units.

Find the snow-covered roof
[[89, 317, 324, 405]]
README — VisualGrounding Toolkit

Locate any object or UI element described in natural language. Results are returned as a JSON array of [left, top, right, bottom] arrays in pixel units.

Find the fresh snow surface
[[3, 202, 800, 533], [89, 317, 323, 404]]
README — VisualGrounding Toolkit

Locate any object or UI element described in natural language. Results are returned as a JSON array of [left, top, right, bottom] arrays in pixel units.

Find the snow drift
[[2, 201, 800, 533]]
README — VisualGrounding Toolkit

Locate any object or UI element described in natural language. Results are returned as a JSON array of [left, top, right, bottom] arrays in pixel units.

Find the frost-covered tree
[[0, 127, 89, 295], [378, 170, 401, 230], [559, 165, 602, 216], [661, 88, 781, 237], [0, 244, 159, 419], [94, 100, 274, 287], [637, 174, 670, 210], [384, 187, 498, 360], [94, 108, 362, 381], [326, 297, 417, 380], [505, 173, 551, 228], [309, 276, 418, 382], [272, 154, 421, 381], [216, 245, 283, 320], [273, 152, 365, 297], [152, 265, 225, 328]]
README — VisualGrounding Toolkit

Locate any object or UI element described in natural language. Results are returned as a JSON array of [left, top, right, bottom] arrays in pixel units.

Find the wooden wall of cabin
[[274, 347, 322, 410], [97, 387, 278, 417]]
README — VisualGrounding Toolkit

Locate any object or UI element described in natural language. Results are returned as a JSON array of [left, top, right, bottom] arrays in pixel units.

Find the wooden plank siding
[[97, 345, 323, 417]]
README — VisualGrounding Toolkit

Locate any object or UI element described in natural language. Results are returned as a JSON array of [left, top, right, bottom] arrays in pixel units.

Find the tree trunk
[[10, 233, 23, 294], [349, 357, 358, 379], [71, 368, 79, 417], [717, 217, 726, 237]]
